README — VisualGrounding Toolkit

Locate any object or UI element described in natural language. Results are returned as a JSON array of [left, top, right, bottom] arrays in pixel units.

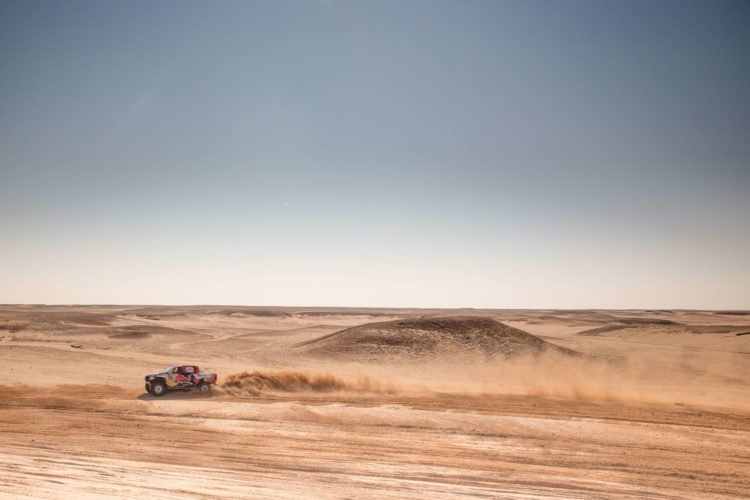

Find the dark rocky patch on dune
[[105, 325, 196, 339], [688, 325, 748, 334], [125, 306, 290, 319], [296, 316, 577, 362], [0, 322, 27, 333], [577, 325, 628, 336], [248, 310, 289, 317], [222, 309, 289, 318], [612, 317, 678, 325], [294, 311, 386, 318], [579, 323, 748, 336], [133, 314, 163, 320], [126, 308, 187, 320], [108, 332, 151, 339], [578, 317, 680, 335], [4, 311, 117, 327]]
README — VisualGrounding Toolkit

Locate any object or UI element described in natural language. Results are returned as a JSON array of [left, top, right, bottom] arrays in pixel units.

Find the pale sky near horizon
[[1, 0, 748, 309]]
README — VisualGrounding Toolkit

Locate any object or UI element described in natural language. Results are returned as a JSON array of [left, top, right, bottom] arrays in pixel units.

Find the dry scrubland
[[0, 305, 748, 499]]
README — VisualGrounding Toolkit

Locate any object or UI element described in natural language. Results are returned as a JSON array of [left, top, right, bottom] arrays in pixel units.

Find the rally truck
[[144, 365, 217, 396]]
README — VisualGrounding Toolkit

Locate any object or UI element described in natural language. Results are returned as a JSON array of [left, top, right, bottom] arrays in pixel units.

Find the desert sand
[[0, 305, 748, 499]]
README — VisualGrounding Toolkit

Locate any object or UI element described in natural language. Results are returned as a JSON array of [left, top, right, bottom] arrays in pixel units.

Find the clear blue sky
[[1, 0, 748, 308]]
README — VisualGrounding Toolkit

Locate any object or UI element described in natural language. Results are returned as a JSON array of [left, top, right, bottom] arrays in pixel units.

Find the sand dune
[[296, 315, 577, 362]]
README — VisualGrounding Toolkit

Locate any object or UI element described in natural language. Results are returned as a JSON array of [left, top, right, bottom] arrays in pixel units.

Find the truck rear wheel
[[198, 382, 212, 395]]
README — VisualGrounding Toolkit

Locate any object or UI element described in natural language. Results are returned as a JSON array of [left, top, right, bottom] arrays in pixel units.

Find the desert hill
[[295, 316, 576, 362]]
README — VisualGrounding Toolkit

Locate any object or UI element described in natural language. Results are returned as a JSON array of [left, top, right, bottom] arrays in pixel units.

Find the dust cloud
[[220, 370, 398, 397], [221, 370, 349, 396], [255, 349, 749, 410], [400, 349, 750, 409]]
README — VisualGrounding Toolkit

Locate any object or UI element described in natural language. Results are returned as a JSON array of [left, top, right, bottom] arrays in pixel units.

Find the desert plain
[[0, 305, 748, 499]]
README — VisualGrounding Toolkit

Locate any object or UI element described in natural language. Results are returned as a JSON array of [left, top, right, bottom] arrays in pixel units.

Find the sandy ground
[[0, 305, 748, 499]]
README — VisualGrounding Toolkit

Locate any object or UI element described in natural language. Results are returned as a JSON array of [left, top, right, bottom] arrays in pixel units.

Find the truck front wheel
[[151, 380, 167, 397]]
